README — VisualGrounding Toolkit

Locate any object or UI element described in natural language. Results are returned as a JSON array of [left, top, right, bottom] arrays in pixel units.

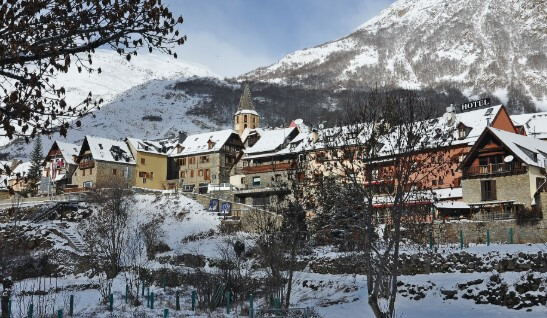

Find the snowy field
[[2, 193, 546, 317]]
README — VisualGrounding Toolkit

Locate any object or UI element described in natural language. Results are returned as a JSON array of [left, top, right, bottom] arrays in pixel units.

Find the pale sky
[[165, 0, 395, 78]]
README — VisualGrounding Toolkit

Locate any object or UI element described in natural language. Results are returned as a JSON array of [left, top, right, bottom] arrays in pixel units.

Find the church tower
[[234, 84, 260, 135]]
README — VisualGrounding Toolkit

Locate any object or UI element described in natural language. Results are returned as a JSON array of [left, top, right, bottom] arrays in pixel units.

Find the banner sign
[[208, 199, 219, 212], [459, 98, 491, 112], [220, 202, 232, 215]]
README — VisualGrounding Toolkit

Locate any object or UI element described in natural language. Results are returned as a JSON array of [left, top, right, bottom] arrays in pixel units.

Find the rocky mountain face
[[243, 0, 546, 113]]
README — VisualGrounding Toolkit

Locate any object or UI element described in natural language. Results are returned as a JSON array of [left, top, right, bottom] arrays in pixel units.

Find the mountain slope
[[244, 0, 546, 112]]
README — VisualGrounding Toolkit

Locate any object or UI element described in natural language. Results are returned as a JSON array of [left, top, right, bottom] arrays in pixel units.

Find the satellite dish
[[504, 155, 514, 163]]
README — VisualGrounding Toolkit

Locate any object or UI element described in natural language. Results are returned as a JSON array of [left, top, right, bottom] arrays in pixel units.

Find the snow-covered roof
[[488, 127, 547, 168], [245, 127, 297, 155], [453, 105, 504, 145], [235, 109, 259, 116], [83, 136, 135, 164], [55, 141, 81, 165], [511, 112, 547, 140], [169, 129, 238, 157], [126, 137, 169, 156], [8, 162, 32, 181]]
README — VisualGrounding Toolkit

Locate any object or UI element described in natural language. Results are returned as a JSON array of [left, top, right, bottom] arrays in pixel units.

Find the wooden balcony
[[79, 160, 95, 169], [463, 163, 526, 177], [242, 162, 294, 174]]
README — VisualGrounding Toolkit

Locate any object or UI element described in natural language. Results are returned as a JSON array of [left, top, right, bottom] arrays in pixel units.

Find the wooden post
[[226, 291, 230, 314], [274, 298, 280, 316], [486, 229, 490, 246], [108, 294, 113, 312], [28, 304, 33, 318], [57, 309, 63, 318], [249, 293, 254, 318], [459, 230, 464, 249], [163, 309, 169, 318], [69, 295, 74, 316], [509, 227, 513, 244], [191, 290, 196, 311], [150, 292, 155, 310], [175, 291, 180, 311]]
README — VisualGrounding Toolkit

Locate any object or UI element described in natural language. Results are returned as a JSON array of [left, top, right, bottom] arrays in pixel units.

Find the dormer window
[[177, 145, 182, 154]]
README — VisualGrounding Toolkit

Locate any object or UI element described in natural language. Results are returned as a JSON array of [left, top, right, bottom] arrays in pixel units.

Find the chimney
[[312, 128, 319, 143], [178, 131, 187, 144], [443, 103, 456, 125]]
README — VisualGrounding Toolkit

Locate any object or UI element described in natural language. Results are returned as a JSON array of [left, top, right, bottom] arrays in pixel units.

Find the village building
[[233, 125, 301, 207], [165, 129, 244, 192], [460, 127, 547, 220], [511, 112, 547, 140], [126, 137, 170, 190], [41, 141, 80, 194], [7, 161, 32, 194], [70, 136, 136, 190]]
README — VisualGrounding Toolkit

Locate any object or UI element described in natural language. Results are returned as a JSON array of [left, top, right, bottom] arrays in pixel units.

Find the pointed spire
[[238, 83, 255, 111]]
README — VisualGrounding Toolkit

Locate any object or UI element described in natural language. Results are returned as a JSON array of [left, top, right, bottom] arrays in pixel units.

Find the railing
[[242, 162, 294, 174], [78, 160, 95, 169], [463, 163, 526, 177], [64, 187, 92, 193]]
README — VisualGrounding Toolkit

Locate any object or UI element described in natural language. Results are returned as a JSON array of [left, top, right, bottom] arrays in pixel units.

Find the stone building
[[126, 137, 170, 190], [165, 129, 244, 192], [71, 136, 136, 190], [234, 84, 259, 135], [460, 127, 547, 219], [41, 141, 80, 194]]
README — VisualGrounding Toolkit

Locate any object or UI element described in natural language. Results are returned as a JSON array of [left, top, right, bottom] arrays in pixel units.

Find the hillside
[[244, 0, 547, 113]]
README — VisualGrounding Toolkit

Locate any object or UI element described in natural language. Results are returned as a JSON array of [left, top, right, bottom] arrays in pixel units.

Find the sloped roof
[[126, 137, 169, 156], [8, 162, 32, 181], [487, 127, 547, 168], [452, 105, 503, 145], [169, 129, 238, 157], [511, 112, 547, 140], [55, 141, 81, 165], [83, 136, 135, 164], [245, 127, 297, 155], [237, 83, 255, 112]]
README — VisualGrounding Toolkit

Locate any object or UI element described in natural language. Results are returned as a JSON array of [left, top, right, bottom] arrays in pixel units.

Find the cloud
[[175, 31, 275, 78]]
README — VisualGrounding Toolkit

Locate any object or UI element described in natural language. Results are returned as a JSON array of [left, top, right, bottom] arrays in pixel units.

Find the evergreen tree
[[28, 136, 43, 184]]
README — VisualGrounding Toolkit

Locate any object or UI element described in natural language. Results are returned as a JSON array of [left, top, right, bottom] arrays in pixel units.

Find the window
[[438, 177, 444, 185], [177, 145, 182, 153], [275, 174, 282, 182], [189, 157, 195, 165], [537, 177, 545, 190], [458, 127, 466, 139], [200, 156, 209, 163], [481, 180, 496, 201], [458, 154, 465, 163], [190, 170, 194, 177], [139, 171, 147, 178], [89, 168, 93, 175], [253, 117, 256, 123], [141, 158, 146, 164], [112, 169, 117, 175], [83, 181, 93, 188], [252, 177, 261, 187], [244, 115, 248, 122], [142, 178, 147, 184], [198, 169, 203, 177], [205, 169, 210, 180], [82, 169, 85, 176], [150, 172, 154, 178], [241, 177, 245, 184], [181, 171, 185, 178], [432, 179, 437, 186], [244, 124, 248, 129], [236, 117, 239, 123]]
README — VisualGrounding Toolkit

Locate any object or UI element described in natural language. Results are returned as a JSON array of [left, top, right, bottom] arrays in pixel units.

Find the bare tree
[[0, 0, 186, 141], [81, 184, 134, 279], [309, 89, 455, 318]]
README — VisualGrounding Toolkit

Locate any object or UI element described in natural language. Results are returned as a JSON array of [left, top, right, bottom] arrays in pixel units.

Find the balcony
[[242, 162, 294, 174], [463, 163, 526, 177], [79, 160, 95, 169]]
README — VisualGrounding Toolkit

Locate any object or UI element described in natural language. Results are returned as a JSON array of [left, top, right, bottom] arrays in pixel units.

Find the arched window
[[244, 115, 248, 122], [253, 117, 256, 123], [236, 116, 239, 123]]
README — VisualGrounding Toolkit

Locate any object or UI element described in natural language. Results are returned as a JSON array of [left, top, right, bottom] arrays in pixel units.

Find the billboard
[[459, 98, 491, 112]]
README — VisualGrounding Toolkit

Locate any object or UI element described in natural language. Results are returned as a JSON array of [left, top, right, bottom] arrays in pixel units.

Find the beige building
[[126, 138, 170, 190], [166, 130, 244, 192], [71, 136, 136, 190], [460, 127, 547, 219]]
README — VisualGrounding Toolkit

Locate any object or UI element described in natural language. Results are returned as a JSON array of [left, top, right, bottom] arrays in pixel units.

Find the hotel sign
[[459, 98, 491, 112]]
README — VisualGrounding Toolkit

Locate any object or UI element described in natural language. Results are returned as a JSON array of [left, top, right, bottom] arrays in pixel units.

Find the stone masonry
[[462, 172, 532, 207]]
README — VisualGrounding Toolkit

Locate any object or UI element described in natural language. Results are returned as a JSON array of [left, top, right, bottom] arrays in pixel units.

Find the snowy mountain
[[244, 0, 547, 112]]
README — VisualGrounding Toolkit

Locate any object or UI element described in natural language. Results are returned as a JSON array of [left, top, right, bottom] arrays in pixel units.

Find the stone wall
[[95, 161, 135, 188], [462, 172, 532, 206], [432, 219, 547, 244]]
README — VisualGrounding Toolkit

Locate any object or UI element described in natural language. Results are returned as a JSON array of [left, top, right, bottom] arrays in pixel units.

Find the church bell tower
[[234, 83, 260, 135]]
